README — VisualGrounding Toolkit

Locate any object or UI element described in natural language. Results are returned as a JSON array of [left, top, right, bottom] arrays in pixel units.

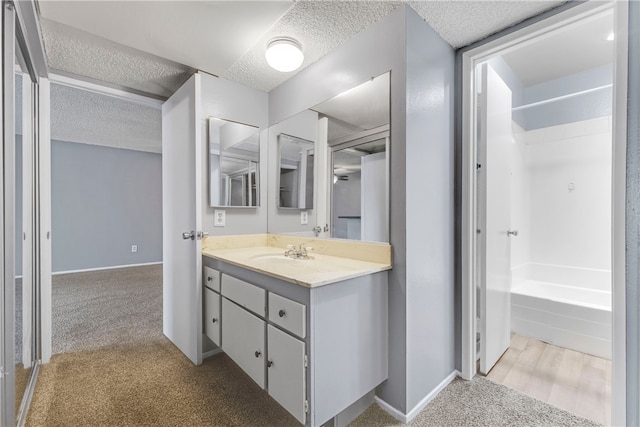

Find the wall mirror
[[209, 117, 260, 207], [323, 73, 389, 242], [267, 71, 390, 242], [278, 134, 314, 209]]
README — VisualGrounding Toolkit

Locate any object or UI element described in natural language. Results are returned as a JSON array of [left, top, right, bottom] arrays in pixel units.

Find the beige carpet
[[26, 265, 599, 426], [52, 265, 163, 354], [26, 339, 599, 427], [352, 377, 599, 427], [26, 339, 299, 427]]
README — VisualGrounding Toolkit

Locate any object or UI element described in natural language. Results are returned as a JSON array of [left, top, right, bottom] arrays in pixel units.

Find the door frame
[[460, 1, 628, 425]]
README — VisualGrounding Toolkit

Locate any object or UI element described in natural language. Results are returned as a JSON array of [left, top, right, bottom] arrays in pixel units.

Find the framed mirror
[[209, 118, 260, 207], [277, 134, 314, 209]]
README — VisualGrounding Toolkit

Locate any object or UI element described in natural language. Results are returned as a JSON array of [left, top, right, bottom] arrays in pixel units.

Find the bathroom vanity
[[201, 235, 391, 427]]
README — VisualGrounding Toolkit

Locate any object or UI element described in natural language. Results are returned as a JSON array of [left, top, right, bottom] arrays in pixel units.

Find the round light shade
[[265, 38, 304, 72]]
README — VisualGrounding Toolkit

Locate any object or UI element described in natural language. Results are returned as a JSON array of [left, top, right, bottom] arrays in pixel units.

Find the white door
[[162, 73, 203, 365], [267, 325, 306, 424], [478, 63, 513, 374], [221, 298, 265, 388]]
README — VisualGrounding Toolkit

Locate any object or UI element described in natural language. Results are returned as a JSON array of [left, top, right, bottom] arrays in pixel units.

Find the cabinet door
[[203, 287, 220, 346], [222, 298, 265, 388], [267, 325, 306, 424]]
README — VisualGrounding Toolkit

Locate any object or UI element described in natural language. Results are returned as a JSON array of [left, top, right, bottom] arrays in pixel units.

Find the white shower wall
[[511, 116, 612, 292]]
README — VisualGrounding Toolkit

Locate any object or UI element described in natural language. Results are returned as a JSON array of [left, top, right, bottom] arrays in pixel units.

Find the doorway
[[461, 1, 627, 426]]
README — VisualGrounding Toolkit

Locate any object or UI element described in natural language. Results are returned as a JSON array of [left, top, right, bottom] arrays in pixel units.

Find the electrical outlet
[[131, 245, 138, 253], [300, 211, 308, 225], [214, 209, 226, 227]]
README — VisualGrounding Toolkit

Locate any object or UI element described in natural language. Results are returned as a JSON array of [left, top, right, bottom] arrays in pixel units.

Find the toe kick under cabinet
[[202, 257, 388, 427]]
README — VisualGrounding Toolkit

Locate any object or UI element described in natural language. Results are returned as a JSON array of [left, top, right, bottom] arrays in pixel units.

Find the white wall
[[511, 116, 612, 290]]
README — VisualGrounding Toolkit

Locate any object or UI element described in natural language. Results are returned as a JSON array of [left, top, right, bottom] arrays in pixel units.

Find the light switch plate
[[300, 211, 308, 225], [214, 210, 226, 227]]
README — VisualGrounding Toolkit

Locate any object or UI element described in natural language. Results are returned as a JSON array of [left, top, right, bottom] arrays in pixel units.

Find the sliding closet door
[[1, 3, 17, 425]]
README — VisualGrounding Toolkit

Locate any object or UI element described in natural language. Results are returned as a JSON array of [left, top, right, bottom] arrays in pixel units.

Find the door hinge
[[304, 400, 309, 413], [303, 354, 308, 368], [0, 367, 6, 379]]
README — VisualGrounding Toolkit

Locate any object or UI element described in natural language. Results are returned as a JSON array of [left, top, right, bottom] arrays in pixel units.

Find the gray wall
[[626, 0, 640, 424], [271, 5, 455, 414], [200, 73, 269, 236], [51, 140, 162, 272], [404, 8, 456, 410], [521, 64, 612, 130], [489, 57, 612, 131]]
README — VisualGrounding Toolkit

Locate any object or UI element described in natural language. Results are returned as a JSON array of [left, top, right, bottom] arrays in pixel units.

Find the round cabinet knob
[[207, 277, 212, 282], [267, 361, 273, 368], [279, 309, 286, 318], [255, 351, 261, 358], [211, 317, 218, 323]]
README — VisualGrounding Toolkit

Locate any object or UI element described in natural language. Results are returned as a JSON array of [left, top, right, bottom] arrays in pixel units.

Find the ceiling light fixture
[[607, 32, 615, 41], [265, 37, 304, 72]]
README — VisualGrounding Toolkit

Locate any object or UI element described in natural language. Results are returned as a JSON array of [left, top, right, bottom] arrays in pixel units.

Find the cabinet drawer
[[268, 293, 306, 338], [222, 274, 265, 317], [203, 266, 220, 293], [203, 287, 220, 346], [222, 297, 265, 388]]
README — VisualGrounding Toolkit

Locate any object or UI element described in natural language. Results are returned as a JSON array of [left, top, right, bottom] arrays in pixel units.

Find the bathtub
[[511, 280, 611, 359]]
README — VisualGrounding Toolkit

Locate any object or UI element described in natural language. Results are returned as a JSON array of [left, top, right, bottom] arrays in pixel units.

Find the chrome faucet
[[284, 244, 314, 260]]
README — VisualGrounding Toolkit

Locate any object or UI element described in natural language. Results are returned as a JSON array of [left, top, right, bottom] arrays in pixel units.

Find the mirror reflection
[[319, 72, 390, 242], [266, 71, 390, 242], [332, 135, 388, 241], [209, 118, 260, 207], [278, 134, 314, 209]]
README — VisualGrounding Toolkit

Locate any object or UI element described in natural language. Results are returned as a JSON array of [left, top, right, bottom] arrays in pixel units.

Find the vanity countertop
[[202, 243, 391, 287]]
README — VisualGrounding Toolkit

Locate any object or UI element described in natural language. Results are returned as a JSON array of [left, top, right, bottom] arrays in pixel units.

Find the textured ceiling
[[38, 1, 293, 80], [41, 19, 194, 98], [50, 83, 162, 153], [35, 0, 571, 154], [408, 1, 566, 49], [38, 1, 568, 96], [222, 1, 401, 92]]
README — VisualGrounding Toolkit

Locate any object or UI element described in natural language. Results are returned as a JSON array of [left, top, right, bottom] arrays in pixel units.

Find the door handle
[[182, 231, 195, 240], [507, 230, 518, 236]]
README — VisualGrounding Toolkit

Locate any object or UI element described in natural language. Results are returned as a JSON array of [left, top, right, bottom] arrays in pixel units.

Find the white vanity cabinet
[[267, 324, 306, 424], [203, 267, 221, 346], [203, 287, 221, 346], [221, 297, 266, 388], [202, 258, 388, 427]]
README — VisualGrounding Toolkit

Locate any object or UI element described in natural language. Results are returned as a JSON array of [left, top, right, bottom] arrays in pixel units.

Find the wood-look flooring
[[486, 334, 611, 426]]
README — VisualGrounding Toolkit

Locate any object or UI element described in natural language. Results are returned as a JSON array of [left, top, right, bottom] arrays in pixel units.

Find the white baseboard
[[52, 261, 162, 276], [375, 370, 459, 423], [202, 348, 223, 359]]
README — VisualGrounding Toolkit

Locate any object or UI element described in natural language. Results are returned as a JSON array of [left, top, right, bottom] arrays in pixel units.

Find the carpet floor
[[25, 265, 600, 426], [51, 264, 163, 354], [27, 338, 598, 427]]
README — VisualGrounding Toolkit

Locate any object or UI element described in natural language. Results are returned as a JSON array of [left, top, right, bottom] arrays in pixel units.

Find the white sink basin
[[249, 253, 312, 263]]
